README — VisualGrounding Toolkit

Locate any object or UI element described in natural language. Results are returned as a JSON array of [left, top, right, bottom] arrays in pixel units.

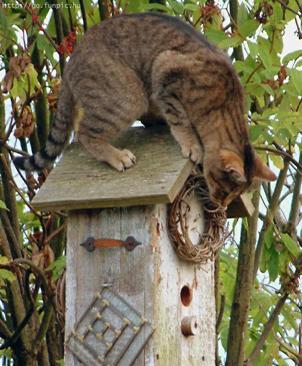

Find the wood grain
[[32, 125, 254, 217], [65, 198, 216, 365], [32, 126, 193, 211]]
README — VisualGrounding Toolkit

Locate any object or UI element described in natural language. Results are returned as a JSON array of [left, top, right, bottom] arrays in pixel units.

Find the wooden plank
[[227, 193, 255, 218], [32, 124, 254, 217], [65, 199, 216, 365], [32, 126, 193, 211]]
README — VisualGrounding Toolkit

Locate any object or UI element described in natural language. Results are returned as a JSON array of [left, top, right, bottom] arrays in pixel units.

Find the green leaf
[[260, 244, 268, 272], [35, 33, 56, 64], [10, 75, 27, 101], [281, 233, 301, 258], [270, 3, 283, 26], [24, 64, 41, 96], [250, 125, 266, 142], [279, 249, 290, 273], [282, 304, 299, 329], [259, 46, 272, 69], [205, 29, 228, 45], [46, 255, 66, 280], [238, 3, 249, 25], [268, 248, 279, 281], [270, 155, 284, 170], [264, 225, 274, 249], [167, 0, 184, 14], [0, 269, 15, 284], [288, 69, 302, 96], [260, 83, 275, 96], [9, 63, 41, 101], [0, 200, 8, 211], [183, 3, 199, 12], [0, 256, 9, 265], [146, 3, 169, 12], [218, 34, 242, 49], [239, 19, 259, 38], [247, 41, 258, 59], [0, 11, 18, 52]]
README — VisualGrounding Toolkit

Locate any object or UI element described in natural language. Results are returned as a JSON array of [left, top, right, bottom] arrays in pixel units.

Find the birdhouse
[[32, 126, 253, 366]]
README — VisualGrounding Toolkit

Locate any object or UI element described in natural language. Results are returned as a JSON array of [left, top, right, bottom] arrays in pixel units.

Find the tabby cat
[[15, 12, 276, 207]]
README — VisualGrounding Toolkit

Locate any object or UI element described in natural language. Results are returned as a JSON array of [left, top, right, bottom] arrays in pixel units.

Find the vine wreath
[[167, 172, 227, 264]]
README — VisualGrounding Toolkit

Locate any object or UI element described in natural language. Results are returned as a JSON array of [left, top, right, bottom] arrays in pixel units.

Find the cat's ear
[[253, 154, 277, 181], [219, 149, 247, 184]]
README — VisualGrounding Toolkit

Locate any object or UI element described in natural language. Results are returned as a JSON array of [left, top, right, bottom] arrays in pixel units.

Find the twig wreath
[[167, 172, 227, 264]]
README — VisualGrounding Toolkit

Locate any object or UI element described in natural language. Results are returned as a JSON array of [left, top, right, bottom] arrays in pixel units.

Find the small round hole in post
[[180, 285, 192, 306]]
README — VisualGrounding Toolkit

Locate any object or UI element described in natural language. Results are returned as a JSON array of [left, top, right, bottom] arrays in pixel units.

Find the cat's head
[[203, 147, 276, 208]]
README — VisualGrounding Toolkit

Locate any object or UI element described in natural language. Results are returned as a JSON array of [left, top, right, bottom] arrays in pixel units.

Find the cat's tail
[[14, 81, 73, 172]]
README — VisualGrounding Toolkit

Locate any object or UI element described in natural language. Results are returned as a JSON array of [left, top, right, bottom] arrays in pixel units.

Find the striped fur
[[15, 12, 275, 206], [14, 82, 72, 171]]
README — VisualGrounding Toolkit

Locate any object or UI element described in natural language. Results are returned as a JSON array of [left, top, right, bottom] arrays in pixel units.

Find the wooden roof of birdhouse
[[32, 125, 254, 218]]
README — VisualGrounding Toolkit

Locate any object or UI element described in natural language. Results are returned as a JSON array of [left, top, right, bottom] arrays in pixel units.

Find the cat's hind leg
[[72, 63, 148, 171], [78, 131, 136, 171]]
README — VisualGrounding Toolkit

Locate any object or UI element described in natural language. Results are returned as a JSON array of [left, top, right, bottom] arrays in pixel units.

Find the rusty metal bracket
[[80, 236, 141, 252]]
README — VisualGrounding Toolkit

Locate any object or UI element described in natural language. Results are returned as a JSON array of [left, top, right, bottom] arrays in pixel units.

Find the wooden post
[[65, 200, 215, 365], [32, 126, 253, 365]]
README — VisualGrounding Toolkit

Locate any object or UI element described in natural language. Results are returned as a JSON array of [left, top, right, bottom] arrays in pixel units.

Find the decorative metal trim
[[66, 287, 153, 365]]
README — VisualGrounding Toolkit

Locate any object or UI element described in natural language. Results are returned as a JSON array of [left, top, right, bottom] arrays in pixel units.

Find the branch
[[16, 0, 60, 52], [98, 0, 109, 20], [245, 293, 288, 365], [0, 303, 35, 350], [44, 222, 66, 244], [253, 160, 290, 279], [0, 92, 20, 245], [299, 322, 302, 366], [0, 208, 22, 259], [3, 144, 30, 157], [32, 44, 49, 146], [0, 259, 55, 353], [274, 334, 302, 362], [286, 151, 302, 236], [65, 0, 74, 30], [51, 1, 65, 74], [229, 0, 244, 61], [275, 0, 300, 15], [225, 187, 260, 366], [0, 154, 41, 218], [0, 318, 13, 339], [33, 299, 54, 355], [79, 0, 88, 32], [0, 225, 34, 356], [246, 256, 302, 364], [216, 294, 225, 332], [255, 146, 302, 173], [13, 259, 53, 298]]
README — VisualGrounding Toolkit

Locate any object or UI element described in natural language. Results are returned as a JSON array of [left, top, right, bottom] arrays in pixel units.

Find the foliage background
[[0, 0, 302, 365]]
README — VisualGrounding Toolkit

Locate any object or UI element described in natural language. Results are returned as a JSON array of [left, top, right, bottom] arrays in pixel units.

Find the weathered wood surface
[[32, 125, 254, 218], [65, 198, 216, 365], [32, 126, 193, 211]]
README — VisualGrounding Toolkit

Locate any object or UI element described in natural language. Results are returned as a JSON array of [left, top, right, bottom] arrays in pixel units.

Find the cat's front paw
[[181, 144, 203, 164], [109, 149, 136, 172]]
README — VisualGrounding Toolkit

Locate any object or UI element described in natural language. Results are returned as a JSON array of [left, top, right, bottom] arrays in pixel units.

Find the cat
[[14, 12, 276, 208]]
